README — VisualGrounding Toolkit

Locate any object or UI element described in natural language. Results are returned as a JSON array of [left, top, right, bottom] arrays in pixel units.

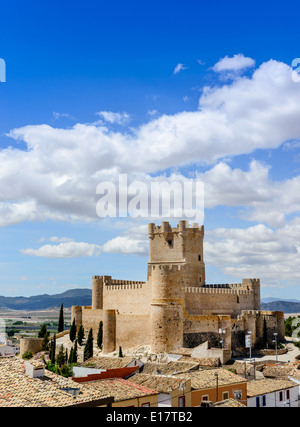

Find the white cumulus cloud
[[21, 241, 102, 258], [212, 53, 256, 73]]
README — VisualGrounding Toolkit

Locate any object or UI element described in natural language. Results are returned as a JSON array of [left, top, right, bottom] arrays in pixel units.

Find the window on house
[[142, 402, 150, 407], [279, 391, 283, 402], [202, 395, 209, 402], [178, 396, 185, 407], [262, 395, 266, 407], [256, 397, 260, 407], [222, 392, 229, 400], [286, 390, 290, 401], [198, 255, 201, 261]]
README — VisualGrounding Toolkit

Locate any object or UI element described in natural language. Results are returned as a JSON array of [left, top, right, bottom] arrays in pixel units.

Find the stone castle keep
[[72, 221, 284, 360]]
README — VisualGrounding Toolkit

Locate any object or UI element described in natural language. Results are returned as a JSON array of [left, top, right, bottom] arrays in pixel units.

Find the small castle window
[[168, 239, 173, 248], [198, 255, 201, 261]]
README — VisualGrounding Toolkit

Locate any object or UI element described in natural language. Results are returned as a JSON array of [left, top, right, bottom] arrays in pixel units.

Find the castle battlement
[[184, 286, 253, 296], [106, 282, 145, 291], [110, 279, 145, 286], [148, 220, 204, 238]]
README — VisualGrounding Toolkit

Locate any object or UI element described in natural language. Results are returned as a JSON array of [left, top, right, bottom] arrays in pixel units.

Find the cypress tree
[[56, 344, 65, 367], [77, 325, 84, 346], [83, 328, 93, 361], [263, 317, 268, 347], [58, 303, 64, 333], [97, 321, 103, 349], [42, 333, 49, 352], [68, 347, 74, 364], [73, 340, 78, 363], [50, 334, 56, 364], [118, 346, 123, 358], [70, 318, 76, 342]]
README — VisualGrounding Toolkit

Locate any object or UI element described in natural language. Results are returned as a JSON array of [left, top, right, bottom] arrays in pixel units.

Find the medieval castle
[[71, 221, 284, 361]]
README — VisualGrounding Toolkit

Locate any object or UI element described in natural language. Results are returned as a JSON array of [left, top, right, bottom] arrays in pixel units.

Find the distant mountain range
[[0, 289, 92, 310], [0, 289, 299, 313], [261, 300, 300, 314], [261, 297, 300, 304]]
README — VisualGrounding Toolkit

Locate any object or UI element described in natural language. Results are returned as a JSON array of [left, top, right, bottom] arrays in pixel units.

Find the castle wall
[[82, 307, 103, 335], [79, 307, 151, 352], [183, 312, 232, 350], [184, 279, 261, 317], [103, 280, 151, 315], [115, 313, 150, 350], [184, 286, 257, 317]]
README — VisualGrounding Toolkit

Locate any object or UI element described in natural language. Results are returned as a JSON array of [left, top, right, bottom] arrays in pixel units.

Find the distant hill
[[261, 297, 300, 304], [0, 288, 92, 310], [261, 300, 300, 314]]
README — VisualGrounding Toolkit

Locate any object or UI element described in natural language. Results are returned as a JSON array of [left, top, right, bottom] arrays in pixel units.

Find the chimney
[[25, 361, 45, 378]]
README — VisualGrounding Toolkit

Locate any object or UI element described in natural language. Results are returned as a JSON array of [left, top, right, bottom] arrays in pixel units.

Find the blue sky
[[0, 0, 300, 299]]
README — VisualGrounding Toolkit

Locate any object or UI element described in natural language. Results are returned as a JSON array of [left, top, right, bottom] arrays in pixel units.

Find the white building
[[0, 340, 19, 357], [247, 379, 299, 407]]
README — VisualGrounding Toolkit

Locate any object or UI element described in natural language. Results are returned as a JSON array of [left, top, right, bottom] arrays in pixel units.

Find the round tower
[[71, 306, 83, 330], [92, 276, 103, 310], [150, 263, 184, 353], [148, 220, 206, 353], [103, 309, 116, 354]]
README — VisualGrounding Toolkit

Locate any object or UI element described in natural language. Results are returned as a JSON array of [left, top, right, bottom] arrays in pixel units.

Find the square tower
[[147, 220, 205, 286]]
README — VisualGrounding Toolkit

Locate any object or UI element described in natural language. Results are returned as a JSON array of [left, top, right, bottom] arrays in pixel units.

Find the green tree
[[50, 334, 56, 364], [97, 321, 103, 349], [83, 328, 93, 361], [70, 318, 76, 342], [22, 351, 33, 360], [68, 340, 78, 365], [68, 347, 74, 364], [38, 323, 48, 338], [42, 333, 50, 352], [58, 303, 64, 333], [77, 325, 84, 346], [263, 317, 268, 347], [284, 317, 294, 337], [56, 344, 66, 367], [73, 339, 78, 363]]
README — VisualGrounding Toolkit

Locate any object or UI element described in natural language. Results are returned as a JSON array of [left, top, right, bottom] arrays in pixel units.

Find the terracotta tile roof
[[128, 373, 190, 394], [142, 361, 199, 376], [262, 365, 296, 379], [174, 368, 246, 390], [0, 357, 113, 407], [228, 361, 252, 376], [82, 378, 158, 402], [179, 356, 220, 367], [247, 379, 297, 397], [213, 398, 246, 407], [81, 356, 137, 369]]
